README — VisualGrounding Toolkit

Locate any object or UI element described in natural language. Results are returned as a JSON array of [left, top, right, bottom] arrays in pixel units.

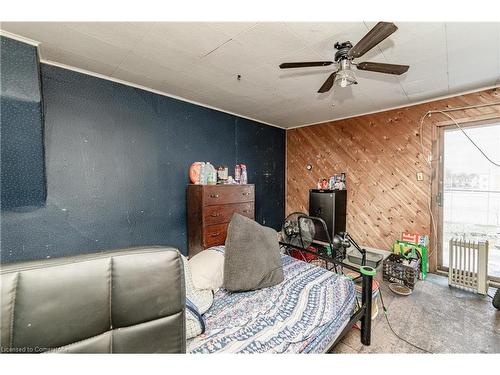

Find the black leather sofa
[[0, 247, 186, 353]]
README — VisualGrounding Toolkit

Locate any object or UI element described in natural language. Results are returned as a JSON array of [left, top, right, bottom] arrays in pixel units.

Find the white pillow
[[180, 255, 213, 339], [189, 248, 225, 291]]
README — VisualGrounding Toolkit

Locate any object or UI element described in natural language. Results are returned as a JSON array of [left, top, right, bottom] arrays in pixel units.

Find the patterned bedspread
[[188, 255, 356, 354]]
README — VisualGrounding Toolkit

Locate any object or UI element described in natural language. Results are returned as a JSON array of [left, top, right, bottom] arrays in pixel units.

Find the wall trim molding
[[3, 29, 498, 132], [0, 30, 40, 46], [287, 85, 500, 130], [1, 28, 283, 130]]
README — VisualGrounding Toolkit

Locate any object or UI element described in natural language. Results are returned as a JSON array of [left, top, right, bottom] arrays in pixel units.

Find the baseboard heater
[[448, 239, 489, 295]]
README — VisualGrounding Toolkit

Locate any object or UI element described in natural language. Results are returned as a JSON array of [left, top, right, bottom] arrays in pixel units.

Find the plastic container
[[383, 253, 420, 289], [235, 164, 241, 183], [198, 162, 207, 185], [205, 162, 217, 185], [217, 165, 228, 183], [240, 164, 247, 184], [347, 248, 384, 269]]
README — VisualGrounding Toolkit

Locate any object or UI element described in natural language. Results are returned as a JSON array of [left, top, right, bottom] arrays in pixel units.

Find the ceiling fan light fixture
[[335, 60, 357, 88], [335, 70, 357, 88], [278, 22, 408, 95]]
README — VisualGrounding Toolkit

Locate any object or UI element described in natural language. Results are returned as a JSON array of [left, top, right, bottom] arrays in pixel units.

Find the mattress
[[188, 254, 356, 354]]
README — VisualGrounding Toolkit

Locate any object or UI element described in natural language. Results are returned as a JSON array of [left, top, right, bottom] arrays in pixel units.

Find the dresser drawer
[[203, 185, 254, 206], [187, 184, 255, 257], [203, 202, 254, 226], [202, 223, 228, 248]]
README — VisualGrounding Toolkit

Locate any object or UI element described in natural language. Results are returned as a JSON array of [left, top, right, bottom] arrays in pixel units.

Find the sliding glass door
[[439, 121, 500, 279]]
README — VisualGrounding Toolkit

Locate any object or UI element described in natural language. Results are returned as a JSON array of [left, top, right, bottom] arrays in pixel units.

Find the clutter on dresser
[[189, 162, 249, 185], [206, 163, 217, 185], [189, 162, 203, 184], [234, 164, 247, 184], [217, 165, 228, 183], [189, 161, 216, 185], [318, 178, 329, 189], [240, 164, 248, 184]]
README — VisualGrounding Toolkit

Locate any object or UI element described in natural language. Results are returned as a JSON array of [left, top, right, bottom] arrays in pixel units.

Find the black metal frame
[[280, 214, 374, 350]]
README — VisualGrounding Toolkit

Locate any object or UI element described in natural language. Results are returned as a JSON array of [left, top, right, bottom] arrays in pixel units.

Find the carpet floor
[[333, 273, 500, 353]]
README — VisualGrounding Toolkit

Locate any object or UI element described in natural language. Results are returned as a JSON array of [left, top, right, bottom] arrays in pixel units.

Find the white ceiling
[[1, 22, 499, 128]]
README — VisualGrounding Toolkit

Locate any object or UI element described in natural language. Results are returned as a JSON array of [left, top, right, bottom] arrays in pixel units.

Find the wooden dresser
[[187, 184, 255, 257]]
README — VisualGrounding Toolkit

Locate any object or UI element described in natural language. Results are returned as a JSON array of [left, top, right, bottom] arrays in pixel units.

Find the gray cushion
[[223, 214, 284, 292]]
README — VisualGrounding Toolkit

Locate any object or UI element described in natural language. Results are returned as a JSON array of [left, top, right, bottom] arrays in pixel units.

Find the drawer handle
[[210, 213, 222, 217], [209, 232, 221, 237], [210, 194, 220, 198], [242, 192, 250, 196], [242, 210, 250, 213]]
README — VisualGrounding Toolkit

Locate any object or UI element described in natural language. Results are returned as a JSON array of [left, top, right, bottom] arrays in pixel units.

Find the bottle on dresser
[[240, 164, 247, 184]]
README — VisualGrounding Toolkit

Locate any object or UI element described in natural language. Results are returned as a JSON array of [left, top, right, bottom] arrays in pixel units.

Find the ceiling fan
[[279, 22, 409, 94]]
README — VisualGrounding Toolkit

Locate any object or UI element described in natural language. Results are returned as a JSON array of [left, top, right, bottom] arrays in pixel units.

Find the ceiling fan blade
[[279, 61, 334, 69], [317, 72, 337, 93], [356, 61, 409, 75], [348, 22, 398, 58]]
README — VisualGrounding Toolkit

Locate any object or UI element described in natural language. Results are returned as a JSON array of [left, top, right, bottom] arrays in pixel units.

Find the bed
[[0, 242, 372, 353], [188, 251, 357, 354]]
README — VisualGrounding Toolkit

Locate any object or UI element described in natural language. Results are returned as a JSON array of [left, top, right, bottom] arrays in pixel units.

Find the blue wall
[[0, 37, 285, 263], [1, 36, 46, 210]]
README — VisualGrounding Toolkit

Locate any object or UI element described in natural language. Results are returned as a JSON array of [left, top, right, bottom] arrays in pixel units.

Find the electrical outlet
[[416, 172, 424, 181]]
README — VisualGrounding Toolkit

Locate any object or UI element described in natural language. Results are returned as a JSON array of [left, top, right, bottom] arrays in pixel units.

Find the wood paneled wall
[[286, 88, 500, 269]]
